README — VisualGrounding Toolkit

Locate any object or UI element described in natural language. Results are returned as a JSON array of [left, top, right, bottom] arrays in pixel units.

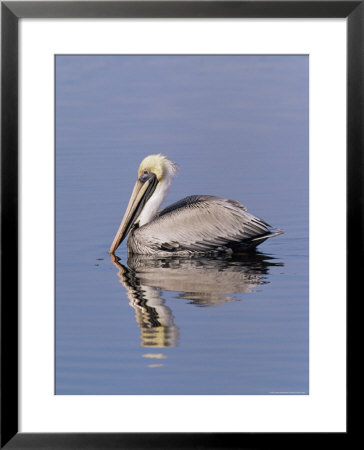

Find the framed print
[[1, 1, 358, 448]]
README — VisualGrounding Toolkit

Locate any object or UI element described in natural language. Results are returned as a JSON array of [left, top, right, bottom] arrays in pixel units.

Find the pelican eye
[[139, 169, 154, 183]]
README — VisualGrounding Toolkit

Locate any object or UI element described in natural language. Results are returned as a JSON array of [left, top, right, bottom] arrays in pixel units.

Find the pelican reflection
[[111, 254, 179, 348], [111, 253, 283, 348]]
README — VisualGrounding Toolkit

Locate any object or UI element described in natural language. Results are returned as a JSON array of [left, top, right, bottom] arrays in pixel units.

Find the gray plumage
[[128, 195, 283, 256]]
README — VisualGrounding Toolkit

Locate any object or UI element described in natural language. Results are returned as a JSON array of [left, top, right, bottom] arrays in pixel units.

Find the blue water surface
[[56, 55, 309, 395]]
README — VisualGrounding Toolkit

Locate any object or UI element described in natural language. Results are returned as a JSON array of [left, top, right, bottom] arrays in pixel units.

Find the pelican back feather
[[128, 195, 283, 255]]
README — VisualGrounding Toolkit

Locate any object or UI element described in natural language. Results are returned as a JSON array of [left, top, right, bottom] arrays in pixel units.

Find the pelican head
[[109, 154, 178, 253]]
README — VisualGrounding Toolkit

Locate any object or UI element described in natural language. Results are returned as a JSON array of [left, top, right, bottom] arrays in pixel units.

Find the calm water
[[56, 55, 308, 395]]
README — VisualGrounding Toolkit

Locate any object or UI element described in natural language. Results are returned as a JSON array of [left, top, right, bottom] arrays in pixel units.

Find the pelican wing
[[134, 195, 281, 253]]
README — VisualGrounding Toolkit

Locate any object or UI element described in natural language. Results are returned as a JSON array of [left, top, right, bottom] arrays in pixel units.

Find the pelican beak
[[109, 173, 157, 254]]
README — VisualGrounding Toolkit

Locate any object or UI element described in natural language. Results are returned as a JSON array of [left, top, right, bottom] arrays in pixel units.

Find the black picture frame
[[1, 1, 358, 448]]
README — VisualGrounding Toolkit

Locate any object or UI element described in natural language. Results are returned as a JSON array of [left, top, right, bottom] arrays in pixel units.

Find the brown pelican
[[109, 154, 283, 256]]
